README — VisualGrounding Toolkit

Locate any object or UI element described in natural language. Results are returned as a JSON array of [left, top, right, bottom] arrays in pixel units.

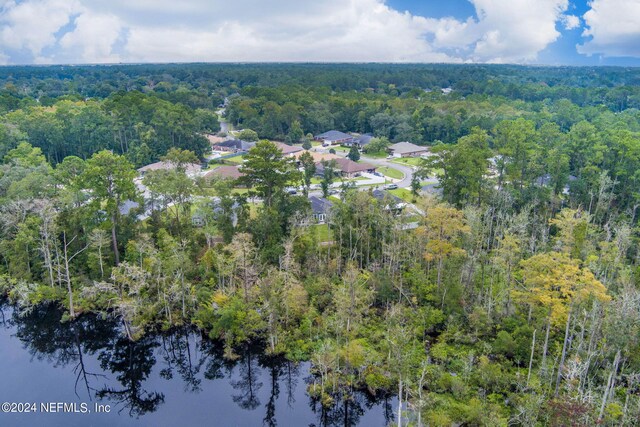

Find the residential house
[[119, 200, 140, 216], [388, 142, 430, 158], [308, 196, 333, 224], [352, 133, 373, 149], [314, 130, 354, 146], [203, 165, 244, 181], [292, 150, 341, 164], [212, 139, 255, 153], [372, 189, 406, 215], [137, 161, 202, 177], [273, 141, 304, 156], [317, 157, 377, 178]]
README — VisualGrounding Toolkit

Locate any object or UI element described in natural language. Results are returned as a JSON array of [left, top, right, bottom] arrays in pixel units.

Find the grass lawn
[[389, 188, 416, 203], [310, 224, 333, 242], [248, 201, 263, 219], [310, 177, 323, 184], [224, 155, 245, 164], [391, 157, 423, 166], [206, 163, 222, 170], [332, 146, 349, 153], [231, 188, 250, 195], [361, 151, 388, 159], [377, 166, 404, 180]]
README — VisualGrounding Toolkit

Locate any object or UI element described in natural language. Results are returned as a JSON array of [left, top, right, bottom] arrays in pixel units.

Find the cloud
[[0, 0, 576, 64], [59, 12, 122, 63], [444, 0, 570, 63], [562, 14, 580, 30], [578, 0, 640, 57], [0, 0, 81, 55], [122, 0, 456, 63]]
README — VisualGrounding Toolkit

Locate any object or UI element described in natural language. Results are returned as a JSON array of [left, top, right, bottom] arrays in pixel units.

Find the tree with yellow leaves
[[514, 251, 610, 394], [418, 204, 469, 290]]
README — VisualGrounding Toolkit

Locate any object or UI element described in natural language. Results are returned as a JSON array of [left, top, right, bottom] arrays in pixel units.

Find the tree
[[80, 150, 137, 265], [238, 129, 259, 142], [194, 108, 221, 133], [493, 118, 539, 192], [514, 251, 610, 392], [4, 141, 47, 168], [161, 147, 199, 172], [299, 151, 316, 196], [238, 140, 300, 206], [363, 137, 390, 154], [347, 145, 360, 162], [285, 120, 304, 145], [418, 204, 469, 290], [410, 173, 421, 200], [422, 128, 490, 207], [320, 159, 336, 198]]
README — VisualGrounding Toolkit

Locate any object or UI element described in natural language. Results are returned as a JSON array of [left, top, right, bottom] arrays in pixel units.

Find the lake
[[0, 301, 395, 426]]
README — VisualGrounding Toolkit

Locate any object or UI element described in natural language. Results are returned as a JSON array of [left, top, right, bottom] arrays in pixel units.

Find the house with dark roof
[[388, 142, 430, 158], [343, 133, 373, 148], [212, 139, 255, 153], [316, 158, 377, 178], [314, 130, 355, 146], [308, 196, 334, 224], [372, 189, 406, 214], [119, 200, 140, 216]]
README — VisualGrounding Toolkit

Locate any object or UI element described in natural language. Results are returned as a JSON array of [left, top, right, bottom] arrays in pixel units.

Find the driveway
[[360, 157, 415, 188]]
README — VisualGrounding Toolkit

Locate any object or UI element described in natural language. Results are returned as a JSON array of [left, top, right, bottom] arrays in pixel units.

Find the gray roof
[[356, 134, 373, 145], [309, 196, 334, 215], [388, 141, 429, 154], [372, 189, 403, 204], [315, 130, 354, 142], [119, 200, 140, 215], [137, 161, 201, 175], [215, 139, 255, 151]]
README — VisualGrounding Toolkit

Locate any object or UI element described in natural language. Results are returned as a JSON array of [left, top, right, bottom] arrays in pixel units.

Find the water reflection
[[0, 301, 394, 426], [96, 336, 165, 416]]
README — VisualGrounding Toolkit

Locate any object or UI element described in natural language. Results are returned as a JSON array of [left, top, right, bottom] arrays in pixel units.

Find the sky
[[0, 0, 639, 66]]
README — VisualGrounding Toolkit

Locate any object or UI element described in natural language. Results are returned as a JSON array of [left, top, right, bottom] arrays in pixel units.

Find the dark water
[[0, 302, 395, 427]]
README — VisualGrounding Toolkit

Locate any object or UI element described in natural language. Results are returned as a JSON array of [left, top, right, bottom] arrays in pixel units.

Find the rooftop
[[204, 165, 244, 180], [315, 130, 353, 141], [213, 139, 255, 151], [331, 157, 375, 174], [292, 150, 341, 163], [309, 196, 334, 214], [388, 141, 429, 154], [273, 141, 304, 155], [138, 161, 201, 175]]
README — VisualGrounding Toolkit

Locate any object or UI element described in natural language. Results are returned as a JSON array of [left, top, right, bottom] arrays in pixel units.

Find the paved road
[[361, 157, 415, 188], [216, 108, 230, 134]]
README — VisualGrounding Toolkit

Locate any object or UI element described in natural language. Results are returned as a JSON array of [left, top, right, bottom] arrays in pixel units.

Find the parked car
[[287, 189, 298, 195], [385, 184, 398, 190]]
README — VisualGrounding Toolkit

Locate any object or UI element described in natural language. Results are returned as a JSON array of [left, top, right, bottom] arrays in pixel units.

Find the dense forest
[[1, 63, 640, 426]]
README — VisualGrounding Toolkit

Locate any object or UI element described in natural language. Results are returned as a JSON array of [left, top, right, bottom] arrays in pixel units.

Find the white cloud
[[578, 0, 640, 57], [562, 14, 580, 30], [59, 12, 122, 63], [123, 0, 456, 63], [464, 0, 570, 63], [0, 0, 578, 64], [0, 0, 81, 54]]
